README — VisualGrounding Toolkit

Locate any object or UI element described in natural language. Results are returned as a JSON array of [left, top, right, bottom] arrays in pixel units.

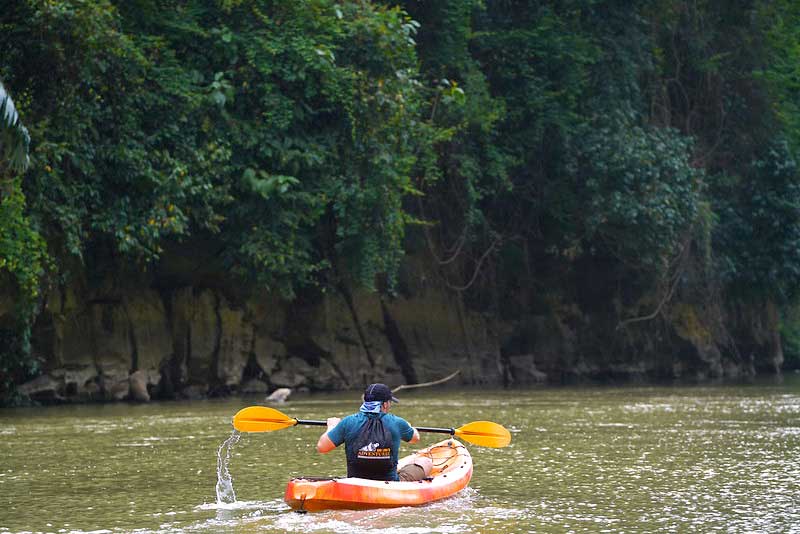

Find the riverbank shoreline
[[8, 371, 799, 409]]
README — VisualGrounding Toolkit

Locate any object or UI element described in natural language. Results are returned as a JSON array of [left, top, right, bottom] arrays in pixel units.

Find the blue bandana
[[359, 401, 383, 414]]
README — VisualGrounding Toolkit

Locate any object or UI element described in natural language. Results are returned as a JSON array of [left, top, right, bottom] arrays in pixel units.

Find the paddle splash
[[216, 429, 241, 504]]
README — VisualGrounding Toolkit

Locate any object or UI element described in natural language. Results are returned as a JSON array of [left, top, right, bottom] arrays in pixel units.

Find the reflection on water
[[1, 377, 799, 533]]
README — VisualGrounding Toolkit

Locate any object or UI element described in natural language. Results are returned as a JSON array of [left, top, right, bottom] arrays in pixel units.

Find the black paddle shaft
[[295, 419, 328, 427], [414, 426, 456, 435], [296, 419, 455, 436]]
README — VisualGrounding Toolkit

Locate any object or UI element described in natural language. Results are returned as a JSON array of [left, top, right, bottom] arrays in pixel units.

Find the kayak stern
[[284, 439, 473, 512]]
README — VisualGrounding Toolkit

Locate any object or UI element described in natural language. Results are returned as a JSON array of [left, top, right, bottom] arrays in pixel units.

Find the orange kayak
[[284, 439, 473, 511]]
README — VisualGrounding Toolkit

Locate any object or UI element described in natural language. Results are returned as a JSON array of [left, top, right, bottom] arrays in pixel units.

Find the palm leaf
[[0, 81, 30, 173]]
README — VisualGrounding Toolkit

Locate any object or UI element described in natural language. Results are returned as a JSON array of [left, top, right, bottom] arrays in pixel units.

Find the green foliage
[[567, 114, 702, 269], [2, 0, 218, 260], [755, 0, 800, 151], [0, 72, 42, 407], [649, 1, 772, 163], [713, 140, 800, 301], [0, 81, 30, 173], [0, 319, 37, 406], [2, 0, 434, 295], [400, 0, 603, 299], [471, 2, 599, 154], [0, 178, 49, 302], [0, 80, 43, 305]]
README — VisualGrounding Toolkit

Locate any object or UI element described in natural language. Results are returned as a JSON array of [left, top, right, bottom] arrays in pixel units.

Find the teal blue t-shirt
[[327, 412, 415, 481]]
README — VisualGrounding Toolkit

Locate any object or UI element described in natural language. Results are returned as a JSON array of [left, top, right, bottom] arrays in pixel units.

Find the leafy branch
[[0, 81, 30, 177]]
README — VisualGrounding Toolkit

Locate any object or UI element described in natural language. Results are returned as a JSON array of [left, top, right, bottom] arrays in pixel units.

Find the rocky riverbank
[[13, 253, 784, 404]]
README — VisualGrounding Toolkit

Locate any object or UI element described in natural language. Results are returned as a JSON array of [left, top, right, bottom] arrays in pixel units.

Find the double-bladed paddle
[[232, 405, 512, 448]]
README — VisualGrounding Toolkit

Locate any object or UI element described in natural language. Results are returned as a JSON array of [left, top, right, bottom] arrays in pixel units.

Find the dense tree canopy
[[2, 0, 800, 398], [2, 0, 438, 295]]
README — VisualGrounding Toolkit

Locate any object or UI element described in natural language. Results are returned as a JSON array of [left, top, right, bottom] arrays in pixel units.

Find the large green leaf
[[0, 81, 30, 173]]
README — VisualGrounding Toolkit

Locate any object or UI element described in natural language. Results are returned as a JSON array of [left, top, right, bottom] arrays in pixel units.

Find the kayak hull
[[284, 438, 473, 511]]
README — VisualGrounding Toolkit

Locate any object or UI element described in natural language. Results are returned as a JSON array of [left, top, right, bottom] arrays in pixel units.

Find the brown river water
[[1, 377, 799, 533]]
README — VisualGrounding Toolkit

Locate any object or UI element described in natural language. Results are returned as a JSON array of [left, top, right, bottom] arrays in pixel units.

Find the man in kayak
[[316, 383, 433, 482]]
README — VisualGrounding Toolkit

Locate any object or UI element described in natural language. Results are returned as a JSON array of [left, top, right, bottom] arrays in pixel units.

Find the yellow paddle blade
[[454, 420, 511, 448], [233, 406, 298, 432]]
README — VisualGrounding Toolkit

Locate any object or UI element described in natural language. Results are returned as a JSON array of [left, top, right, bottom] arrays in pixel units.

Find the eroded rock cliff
[[13, 255, 785, 404]]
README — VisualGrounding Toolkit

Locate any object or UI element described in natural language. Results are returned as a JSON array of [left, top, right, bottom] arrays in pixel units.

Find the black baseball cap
[[364, 383, 400, 403]]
